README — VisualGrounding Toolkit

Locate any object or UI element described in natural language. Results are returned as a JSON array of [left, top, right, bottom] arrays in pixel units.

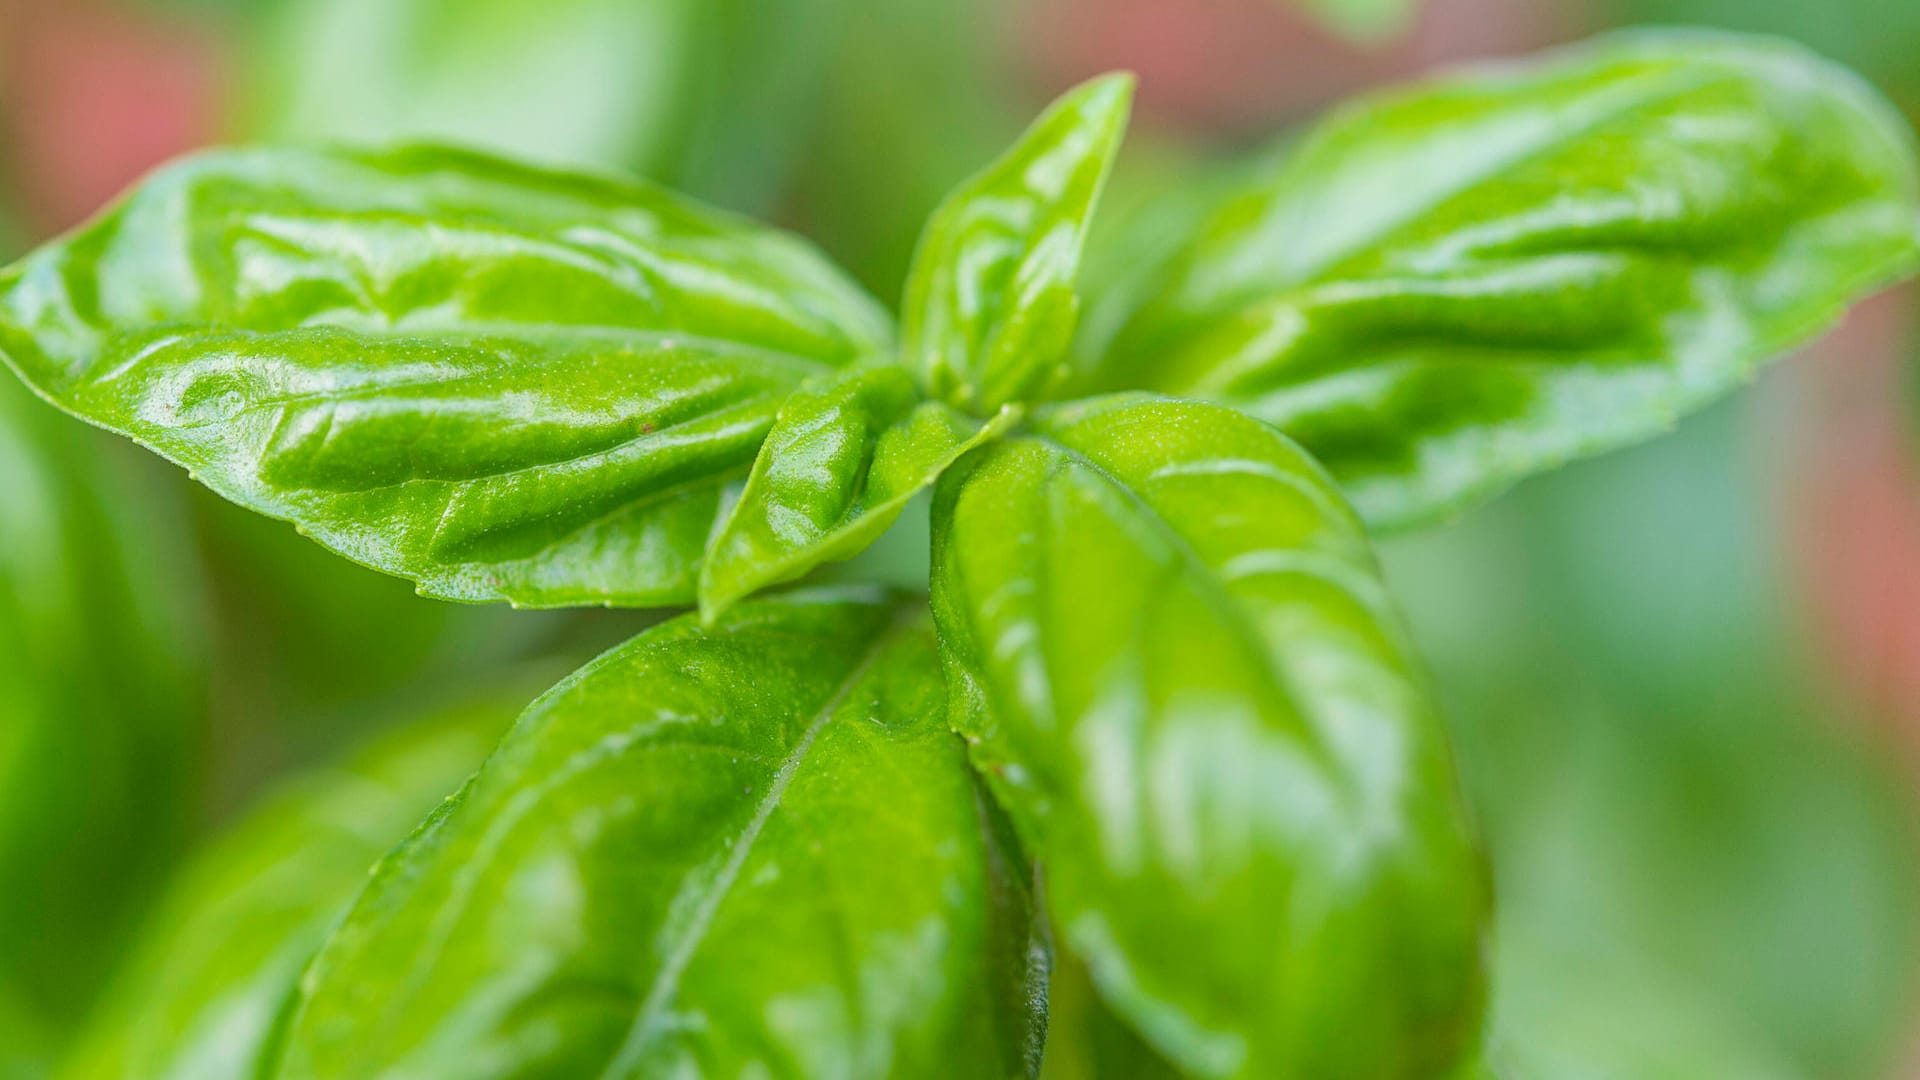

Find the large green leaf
[[904, 74, 1132, 414], [931, 396, 1488, 1078], [1083, 31, 1920, 528], [277, 590, 1043, 1079], [57, 693, 517, 1080], [699, 365, 1015, 620], [0, 146, 892, 607], [0, 374, 204, 1040]]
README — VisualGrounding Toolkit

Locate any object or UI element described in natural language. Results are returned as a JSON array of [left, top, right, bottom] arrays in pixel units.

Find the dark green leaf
[[931, 396, 1488, 1078], [1038, 955, 1183, 1080], [1084, 31, 1920, 528], [905, 74, 1132, 414], [699, 365, 1015, 620], [278, 590, 1043, 1079], [0, 146, 892, 607], [57, 695, 515, 1080], [0, 374, 204, 1035]]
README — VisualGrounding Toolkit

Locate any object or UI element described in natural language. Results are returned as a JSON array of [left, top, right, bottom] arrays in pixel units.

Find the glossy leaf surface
[[58, 696, 515, 1080], [1085, 31, 1920, 528], [279, 591, 1042, 1079], [0, 146, 891, 607], [931, 396, 1488, 1078], [904, 74, 1131, 414], [700, 365, 1014, 619]]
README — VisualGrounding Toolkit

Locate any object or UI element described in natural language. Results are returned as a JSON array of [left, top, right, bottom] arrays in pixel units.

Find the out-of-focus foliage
[[1384, 399, 1920, 1078], [0, 371, 204, 1059], [1038, 957, 1182, 1080], [792, 0, 1025, 297], [242, 0, 857, 219], [1605, 0, 1920, 109], [1291, 0, 1420, 43], [57, 689, 520, 1080], [247, 0, 699, 174]]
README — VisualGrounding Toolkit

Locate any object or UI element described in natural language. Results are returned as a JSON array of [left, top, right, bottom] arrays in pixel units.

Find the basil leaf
[[904, 74, 1132, 414], [0, 374, 204, 1033], [1084, 31, 1920, 528], [0, 145, 892, 608], [58, 695, 513, 1080], [699, 365, 1015, 619], [931, 396, 1488, 1078], [278, 591, 1043, 1079]]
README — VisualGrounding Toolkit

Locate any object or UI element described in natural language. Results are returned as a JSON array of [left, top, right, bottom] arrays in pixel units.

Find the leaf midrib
[[594, 617, 903, 1078], [1027, 430, 1329, 759]]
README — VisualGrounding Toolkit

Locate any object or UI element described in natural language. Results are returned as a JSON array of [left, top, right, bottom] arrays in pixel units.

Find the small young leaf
[[904, 73, 1133, 414], [0, 146, 891, 608], [57, 696, 514, 1080], [931, 396, 1488, 1079], [1084, 31, 1920, 528], [278, 590, 1043, 1080], [698, 365, 1015, 620]]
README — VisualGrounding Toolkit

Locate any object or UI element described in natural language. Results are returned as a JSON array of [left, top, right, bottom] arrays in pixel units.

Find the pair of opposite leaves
[[10, 29, 1917, 1080]]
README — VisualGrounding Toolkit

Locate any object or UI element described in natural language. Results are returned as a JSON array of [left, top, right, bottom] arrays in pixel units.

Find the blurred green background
[[1, 0, 1918, 1076]]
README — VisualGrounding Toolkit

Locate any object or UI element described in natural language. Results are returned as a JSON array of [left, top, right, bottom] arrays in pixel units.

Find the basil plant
[[5, 29, 1915, 1080]]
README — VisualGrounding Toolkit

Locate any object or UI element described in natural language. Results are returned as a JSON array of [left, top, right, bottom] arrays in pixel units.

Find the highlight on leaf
[[931, 395, 1489, 1078], [903, 72, 1133, 414], [1082, 30, 1920, 529], [0, 145, 892, 609], [698, 364, 1017, 621]]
